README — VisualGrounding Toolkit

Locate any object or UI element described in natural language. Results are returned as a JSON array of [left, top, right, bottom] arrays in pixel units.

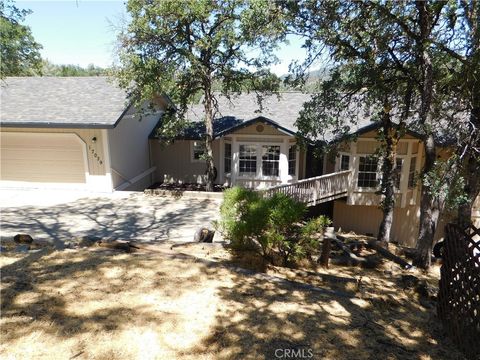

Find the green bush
[[217, 187, 331, 266], [217, 186, 270, 250]]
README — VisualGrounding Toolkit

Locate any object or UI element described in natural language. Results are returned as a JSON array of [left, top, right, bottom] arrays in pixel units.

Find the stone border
[[144, 188, 224, 200]]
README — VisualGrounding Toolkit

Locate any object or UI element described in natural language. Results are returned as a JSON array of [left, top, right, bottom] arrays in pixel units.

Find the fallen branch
[[331, 237, 369, 266], [366, 240, 412, 269], [96, 240, 140, 252]]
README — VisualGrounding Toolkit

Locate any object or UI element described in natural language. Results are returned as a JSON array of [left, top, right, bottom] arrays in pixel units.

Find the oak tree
[[116, 0, 285, 191], [0, 0, 42, 77]]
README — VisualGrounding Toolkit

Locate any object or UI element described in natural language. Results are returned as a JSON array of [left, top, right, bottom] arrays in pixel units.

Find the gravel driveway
[[0, 189, 222, 248]]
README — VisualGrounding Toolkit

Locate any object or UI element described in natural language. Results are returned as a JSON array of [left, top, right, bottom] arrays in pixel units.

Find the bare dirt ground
[[0, 240, 466, 360]]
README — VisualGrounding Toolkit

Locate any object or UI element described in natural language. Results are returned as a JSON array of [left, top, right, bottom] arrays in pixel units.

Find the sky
[[18, 0, 308, 76]]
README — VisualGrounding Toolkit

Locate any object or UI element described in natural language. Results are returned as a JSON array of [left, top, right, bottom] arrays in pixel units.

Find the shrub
[[217, 187, 332, 266], [217, 186, 271, 251]]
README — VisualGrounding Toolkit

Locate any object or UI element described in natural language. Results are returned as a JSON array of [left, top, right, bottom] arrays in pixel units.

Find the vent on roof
[[256, 124, 264, 133]]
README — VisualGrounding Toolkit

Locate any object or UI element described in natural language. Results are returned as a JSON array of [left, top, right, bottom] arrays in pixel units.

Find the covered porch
[[150, 117, 308, 190], [219, 135, 301, 189]]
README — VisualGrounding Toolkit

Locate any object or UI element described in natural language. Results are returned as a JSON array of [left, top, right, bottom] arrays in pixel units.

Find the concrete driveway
[[0, 189, 223, 248]]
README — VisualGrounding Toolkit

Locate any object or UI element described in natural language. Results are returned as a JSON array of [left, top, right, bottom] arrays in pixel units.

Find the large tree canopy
[[116, 0, 285, 190], [290, 0, 419, 245], [0, 0, 42, 77], [287, 0, 477, 268]]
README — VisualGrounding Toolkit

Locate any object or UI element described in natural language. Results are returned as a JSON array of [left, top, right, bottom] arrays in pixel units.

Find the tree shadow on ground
[[182, 254, 466, 360], [0, 247, 219, 359], [0, 238, 467, 359], [0, 193, 220, 247]]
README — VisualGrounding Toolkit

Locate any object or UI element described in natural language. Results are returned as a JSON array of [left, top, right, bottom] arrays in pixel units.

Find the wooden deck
[[261, 170, 351, 206]]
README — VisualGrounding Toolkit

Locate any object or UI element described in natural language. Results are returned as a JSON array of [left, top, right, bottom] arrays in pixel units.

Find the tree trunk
[[414, 135, 439, 269], [319, 236, 331, 268], [203, 87, 215, 192], [377, 203, 394, 244], [377, 112, 396, 244], [414, 1, 439, 269]]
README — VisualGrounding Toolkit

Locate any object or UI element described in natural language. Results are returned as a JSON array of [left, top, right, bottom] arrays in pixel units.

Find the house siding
[[108, 111, 162, 190], [325, 133, 464, 246], [333, 199, 449, 247], [151, 139, 221, 184], [150, 121, 304, 186]]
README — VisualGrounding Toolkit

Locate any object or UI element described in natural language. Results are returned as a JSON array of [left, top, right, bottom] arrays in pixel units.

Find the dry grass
[[1, 242, 466, 360]]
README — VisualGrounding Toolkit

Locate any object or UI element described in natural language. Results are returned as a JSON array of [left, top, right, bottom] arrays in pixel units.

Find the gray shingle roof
[[0, 77, 128, 128], [177, 92, 374, 141], [186, 92, 312, 133]]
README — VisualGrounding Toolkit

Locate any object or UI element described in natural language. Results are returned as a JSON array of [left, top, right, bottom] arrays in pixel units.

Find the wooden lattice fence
[[437, 224, 480, 360]]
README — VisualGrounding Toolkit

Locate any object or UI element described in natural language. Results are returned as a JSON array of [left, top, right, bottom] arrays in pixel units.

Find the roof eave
[[214, 116, 298, 139], [331, 122, 424, 145], [0, 122, 115, 129]]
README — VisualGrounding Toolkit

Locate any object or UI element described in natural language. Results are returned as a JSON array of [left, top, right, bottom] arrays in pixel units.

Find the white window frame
[[237, 142, 284, 180], [224, 141, 232, 177], [238, 144, 258, 176], [357, 155, 380, 189], [190, 140, 205, 163], [288, 144, 297, 176], [261, 144, 281, 178], [356, 155, 407, 192]]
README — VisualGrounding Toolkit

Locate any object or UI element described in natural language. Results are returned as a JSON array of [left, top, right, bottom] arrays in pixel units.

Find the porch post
[[347, 142, 358, 205], [219, 137, 225, 185], [231, 136, 238, 186], [280, 138, 289, 184]]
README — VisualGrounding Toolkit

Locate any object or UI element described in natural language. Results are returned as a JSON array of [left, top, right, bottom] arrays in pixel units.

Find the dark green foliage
[[218, 187, 271, 251], [422, 156, 469, 211], [287, 1, 478, 265], [115, 0, 285, 123], [115, 0, 286, 191], [0, 0, 42, 77], [41, 60, 109, 76], [217, 187, 331, 266]]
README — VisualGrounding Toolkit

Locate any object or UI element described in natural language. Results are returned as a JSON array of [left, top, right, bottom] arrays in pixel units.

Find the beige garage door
[[0, 132, 87, 185]]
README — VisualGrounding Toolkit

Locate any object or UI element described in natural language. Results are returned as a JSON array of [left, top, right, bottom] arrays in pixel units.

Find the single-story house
[[1, 77, 478, 246], [0, 77, 168, 192]]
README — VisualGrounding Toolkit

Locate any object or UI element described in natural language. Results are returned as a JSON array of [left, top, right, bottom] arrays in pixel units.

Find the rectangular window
[[224, 143, 232, 173], [191, 141, 204, 161], [340, 154, 350, 171], [394, 158, 403, 189], [239, 145, 257, 175], [262, 145, 280, 177], [288, 145, 296, 176], [408, 156, 417, 188], [357, 156, 378, 188]]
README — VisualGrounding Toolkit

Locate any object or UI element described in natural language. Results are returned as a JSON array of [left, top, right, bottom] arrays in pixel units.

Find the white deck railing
[[261, 170, 351, 206]]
